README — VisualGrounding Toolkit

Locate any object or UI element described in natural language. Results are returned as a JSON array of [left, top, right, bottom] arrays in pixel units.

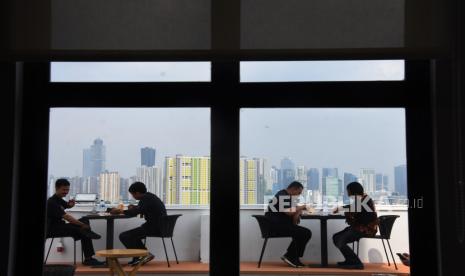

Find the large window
[[240, 108, 410, 271], [46, 108, 211, 264]]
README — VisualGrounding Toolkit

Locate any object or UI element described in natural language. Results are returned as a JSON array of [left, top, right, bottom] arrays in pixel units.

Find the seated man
[[110, 182, 167, 266], [265, 181, 312, 268], [46, 179, 104, 266], [332, 181, 379, 269]]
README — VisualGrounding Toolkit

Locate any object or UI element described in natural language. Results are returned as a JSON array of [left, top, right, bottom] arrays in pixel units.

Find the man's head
[[55, 178, 71, 198], [346, 181, 364, 196], [128, 182, 147, 200], [286, 181, 304, 196]]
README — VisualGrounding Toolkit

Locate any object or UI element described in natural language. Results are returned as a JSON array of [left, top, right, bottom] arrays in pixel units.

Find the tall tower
[[141, 147, 156, 167], [394, 165, 407, 196], [83, 138, 106, 177], [307, 168, 320, 191]]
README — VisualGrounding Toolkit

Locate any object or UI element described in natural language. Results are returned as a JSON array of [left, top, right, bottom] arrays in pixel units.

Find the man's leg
[[66, 224, 96, 259], [49, 224, 96, 260], [119, 227, 147, 249], [287, 225, 312, 258], [332, 227, 363, 264]]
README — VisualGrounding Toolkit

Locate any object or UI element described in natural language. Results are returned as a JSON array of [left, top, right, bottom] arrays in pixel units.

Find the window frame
[[10, 59, 437, 276]]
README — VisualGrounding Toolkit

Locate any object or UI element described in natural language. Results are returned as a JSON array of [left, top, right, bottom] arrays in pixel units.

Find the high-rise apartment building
[[99, 171, 120, 203], [240, 157, 266, 204], [164, 155, 210, 205]]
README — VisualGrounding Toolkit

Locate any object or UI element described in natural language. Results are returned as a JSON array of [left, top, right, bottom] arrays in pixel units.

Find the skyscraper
[[375, 173, 385, 191], [383, 175, 389, 191], [240, 157, 267, 204], [280, 157, 295, 170], [322, 176, 341, 200], [278, 168, 295, 191], [82, 176, 99, 194], [99, 171, 120, 203], [270, 166, 280, 194], [322, 168, 338, 178], [343, 172, 358, 203], [164, 155, 210, 205], [83, 138, 106, 177], [69, 176, 82, 196], [360, 168, 376, 193], [136, 165, 162, 197], [120, 177, 130, 201], [394, 165, 407, 196], [141, 147, 156, 167], [82, 149, 92, 178], [307, 168, 320, 191], [296, 166, 308, 188]]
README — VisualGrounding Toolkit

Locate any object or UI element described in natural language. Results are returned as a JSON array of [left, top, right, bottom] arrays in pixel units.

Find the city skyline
[[48, 108, 406, 196], [48, 138, 406, 204]]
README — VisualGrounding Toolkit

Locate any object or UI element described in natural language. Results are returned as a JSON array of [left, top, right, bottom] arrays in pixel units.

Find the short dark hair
[[287, 181, 304, 190], [55, 178, 70, 189], [129, 182, 147, 194], [346, 181, 364, 196]]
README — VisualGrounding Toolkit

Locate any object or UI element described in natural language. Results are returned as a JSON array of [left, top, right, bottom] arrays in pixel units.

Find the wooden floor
[[70, 261, 410, 275]]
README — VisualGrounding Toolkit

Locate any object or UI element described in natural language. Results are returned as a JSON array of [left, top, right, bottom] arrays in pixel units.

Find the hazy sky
[[48, 108, 211, 178], [48, 62, 406, 188]]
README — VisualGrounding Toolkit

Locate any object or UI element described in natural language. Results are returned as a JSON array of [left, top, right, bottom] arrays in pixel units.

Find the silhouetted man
[[110, 182, 167, 266], [332, 181, 379, 269], [46, 179, 104, 266], [265, 181, 312, 268]]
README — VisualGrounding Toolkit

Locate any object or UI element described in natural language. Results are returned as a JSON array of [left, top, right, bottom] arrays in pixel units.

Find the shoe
[[294, 258, 306, 268], [82, 258, 105, 266], [127, 257, 142, 266], [338, 262, 364, 269], [280, 254, 303, 268], [80, 228, 101, 239], [138, 253, 155, 266]]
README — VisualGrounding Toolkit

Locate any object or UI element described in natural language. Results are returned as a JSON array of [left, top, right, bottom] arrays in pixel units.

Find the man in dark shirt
[[265, 181, 312, 268], [46, 179, 104, 266], [110, 181, 167, 266], [332, 181, 379, 269]]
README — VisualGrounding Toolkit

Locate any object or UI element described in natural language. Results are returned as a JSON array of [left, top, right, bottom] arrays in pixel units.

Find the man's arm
[[63, 213, 89, 229], [284, 205, 306, 217]]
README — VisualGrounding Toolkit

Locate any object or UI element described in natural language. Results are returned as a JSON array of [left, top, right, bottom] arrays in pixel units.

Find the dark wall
[[0, 63, 16, 276]]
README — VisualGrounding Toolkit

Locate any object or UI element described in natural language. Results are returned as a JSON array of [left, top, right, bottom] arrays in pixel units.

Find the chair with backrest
[[252, 215, 294, 268], [143, 214, 182, 267], [44, 234, 81, 266], [353, 215, 400, 270]]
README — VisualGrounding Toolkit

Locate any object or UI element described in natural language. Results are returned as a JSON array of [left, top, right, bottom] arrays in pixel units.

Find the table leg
[[320, 219, 328, 267], [307, 219, 329, 268], [112, 258, 126, 276], [107, 258, 115, 276], [129, 259, 145, 276], [107, 218, 114, 249]]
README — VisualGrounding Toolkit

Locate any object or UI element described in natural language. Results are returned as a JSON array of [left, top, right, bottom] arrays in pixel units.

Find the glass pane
[[52, 0, 211, 50], [241, 0, 404, 49], [46, 108, 210, 271], [51, 62, 211, 82], [240, 108, 410, 274], [241, 60, 405, 82]]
